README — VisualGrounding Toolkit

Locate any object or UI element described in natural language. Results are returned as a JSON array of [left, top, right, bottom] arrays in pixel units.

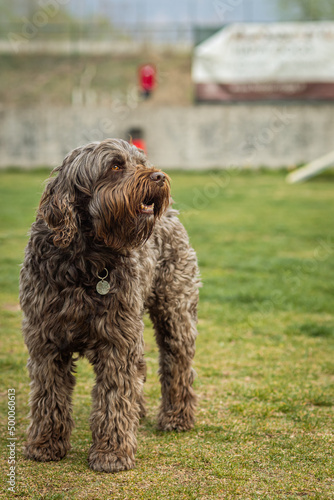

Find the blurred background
[[1, 0, 334, 170]]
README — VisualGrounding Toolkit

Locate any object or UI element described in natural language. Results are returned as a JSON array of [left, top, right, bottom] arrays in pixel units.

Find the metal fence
[[1, 0, 333, 46]]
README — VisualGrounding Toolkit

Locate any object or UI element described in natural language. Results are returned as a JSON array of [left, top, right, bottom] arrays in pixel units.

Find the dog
[[20, 138, 200, 473]]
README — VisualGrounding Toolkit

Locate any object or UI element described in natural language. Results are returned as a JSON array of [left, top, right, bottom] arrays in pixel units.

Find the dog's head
[[39, 139, 171, 251]]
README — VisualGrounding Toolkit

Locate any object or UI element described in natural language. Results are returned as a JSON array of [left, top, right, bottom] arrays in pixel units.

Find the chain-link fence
[[1, 0, 334, 46]]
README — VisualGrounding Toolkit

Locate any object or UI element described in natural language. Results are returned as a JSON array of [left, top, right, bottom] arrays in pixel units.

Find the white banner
[[193, 22, 334, 84]]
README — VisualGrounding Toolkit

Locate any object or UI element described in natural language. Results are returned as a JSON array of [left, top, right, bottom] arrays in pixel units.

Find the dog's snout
[[150, 171, 165, 186]]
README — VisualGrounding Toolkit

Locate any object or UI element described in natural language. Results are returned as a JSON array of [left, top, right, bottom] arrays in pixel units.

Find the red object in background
[[128, 128, 147, 154], [139, 64, 156, 93], [131, 138, 147, 154]]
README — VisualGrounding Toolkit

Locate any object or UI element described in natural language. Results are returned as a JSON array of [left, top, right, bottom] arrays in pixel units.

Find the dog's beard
[[90, 173, 170, 251], [123, 213, 156, 248]]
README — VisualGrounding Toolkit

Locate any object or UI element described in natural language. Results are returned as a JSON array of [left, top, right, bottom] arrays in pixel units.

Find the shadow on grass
[[286, 322, 334, 338]]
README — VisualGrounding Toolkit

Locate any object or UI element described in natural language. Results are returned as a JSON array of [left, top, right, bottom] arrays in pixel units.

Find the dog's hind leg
[[24, 350, 76, 462], [148, 230, 200, 431], [137, 356, 147, 419]]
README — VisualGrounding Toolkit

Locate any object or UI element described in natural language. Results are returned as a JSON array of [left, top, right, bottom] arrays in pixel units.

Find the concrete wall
[[1, 103, 334, 169]]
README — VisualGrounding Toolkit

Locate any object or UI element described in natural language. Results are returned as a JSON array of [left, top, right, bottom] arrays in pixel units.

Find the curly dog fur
[[20, 138, 200, 473]]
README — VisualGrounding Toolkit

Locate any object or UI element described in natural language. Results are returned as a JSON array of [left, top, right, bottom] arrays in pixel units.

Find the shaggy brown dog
[[20, 138, 200, 473]]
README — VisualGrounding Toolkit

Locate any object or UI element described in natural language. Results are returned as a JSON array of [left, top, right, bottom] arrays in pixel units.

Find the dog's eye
[[111, 165, 120, 171]]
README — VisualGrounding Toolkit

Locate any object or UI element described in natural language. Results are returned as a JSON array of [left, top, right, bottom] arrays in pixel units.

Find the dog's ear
[[39, 167, 79, 249]]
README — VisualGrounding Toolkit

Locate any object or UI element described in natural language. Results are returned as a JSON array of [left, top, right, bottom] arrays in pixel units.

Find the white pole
[[286, 149, 334, 184]]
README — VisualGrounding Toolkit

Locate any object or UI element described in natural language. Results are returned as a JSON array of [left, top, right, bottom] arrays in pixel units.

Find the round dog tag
[[96, 280, 111, 295], [96, 268, 110, 295]]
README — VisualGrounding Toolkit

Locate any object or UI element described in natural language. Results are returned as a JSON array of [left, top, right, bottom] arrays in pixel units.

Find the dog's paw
[[157, 412, 195, 432], [24, 442, 68, 462], [88, 450, 135, 473]]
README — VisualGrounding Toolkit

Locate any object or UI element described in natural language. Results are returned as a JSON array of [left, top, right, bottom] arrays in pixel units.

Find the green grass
[[0, 169, 333, 499]]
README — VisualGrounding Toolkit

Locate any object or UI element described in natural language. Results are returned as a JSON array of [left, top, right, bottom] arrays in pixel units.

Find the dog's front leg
[[24, 351, 76, 462], [87, 337, 144, 473]]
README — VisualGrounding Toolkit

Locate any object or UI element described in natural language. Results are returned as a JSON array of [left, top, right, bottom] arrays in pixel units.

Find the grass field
[[0, 52, 191, 108], [0, 169, 333, 499]]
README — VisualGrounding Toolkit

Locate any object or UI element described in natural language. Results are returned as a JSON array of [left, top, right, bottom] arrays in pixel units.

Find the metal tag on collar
[[96, 268, 111, 295]]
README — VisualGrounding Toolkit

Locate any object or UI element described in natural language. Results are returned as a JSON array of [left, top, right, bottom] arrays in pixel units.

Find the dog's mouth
[[139, 198, 155, 216]]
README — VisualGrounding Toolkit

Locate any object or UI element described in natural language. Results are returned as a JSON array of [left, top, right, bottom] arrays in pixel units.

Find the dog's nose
[[150, 171, 166, 186]]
